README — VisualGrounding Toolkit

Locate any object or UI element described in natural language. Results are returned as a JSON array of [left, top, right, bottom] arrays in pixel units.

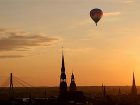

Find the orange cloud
[[0, 55, 24, 59], [0, 28, 60, 58], [104, 12, 121, 16]]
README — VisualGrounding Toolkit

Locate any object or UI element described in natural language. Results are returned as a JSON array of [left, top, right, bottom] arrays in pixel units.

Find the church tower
[[59, 49, 67, 93], [69, 72, 77, 91], [131, 72, 137, 96]]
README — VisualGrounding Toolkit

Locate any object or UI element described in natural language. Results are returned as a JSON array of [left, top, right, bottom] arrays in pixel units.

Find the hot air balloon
[[90, 8, 103, 26]]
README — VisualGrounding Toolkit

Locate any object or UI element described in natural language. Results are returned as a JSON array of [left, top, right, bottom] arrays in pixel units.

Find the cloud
[[0, 55, 24, 59], [0, 28, 59, 51], [104, 12, 121, 16]]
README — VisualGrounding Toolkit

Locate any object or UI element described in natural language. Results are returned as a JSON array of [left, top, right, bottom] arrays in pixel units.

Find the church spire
[[70, 72, 77, 91], [61, 48, 65, 73], [60, 47, 67, 93], [131, 72, 137, 96]]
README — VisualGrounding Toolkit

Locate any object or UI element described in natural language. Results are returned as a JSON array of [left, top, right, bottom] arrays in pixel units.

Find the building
[[59, 50, 67, 93], [69, 73, 77, 91], [58, 49, 86, 104]]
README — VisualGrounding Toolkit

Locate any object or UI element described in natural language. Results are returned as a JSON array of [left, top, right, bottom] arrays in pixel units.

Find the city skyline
[[0, 0, 140, 86]]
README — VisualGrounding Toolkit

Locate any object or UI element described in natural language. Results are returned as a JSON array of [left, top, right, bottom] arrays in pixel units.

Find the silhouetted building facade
[[118, 88, 121, 95], [103, 86, 107, 97], [130, 72, 137, 96], [58, 49, 86, 104], [101, 84, 107, 97]]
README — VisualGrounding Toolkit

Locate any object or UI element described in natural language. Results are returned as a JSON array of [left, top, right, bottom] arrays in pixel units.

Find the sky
[[0, 0, 140, 86]]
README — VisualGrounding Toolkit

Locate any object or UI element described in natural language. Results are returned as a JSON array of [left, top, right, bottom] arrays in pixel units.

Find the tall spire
[[60, 47, 67, 93], [131, 72, 137, 96], [61, 47, 65, 73], [133, 72, 136, 86], [71, 73, 74, 81]]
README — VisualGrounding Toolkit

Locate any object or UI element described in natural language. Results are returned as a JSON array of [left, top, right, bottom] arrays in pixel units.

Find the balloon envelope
[[90, 8, 103, 26]]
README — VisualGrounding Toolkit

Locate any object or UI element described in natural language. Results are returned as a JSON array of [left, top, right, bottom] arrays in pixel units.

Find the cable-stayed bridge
[[0, 73, 49, 100]]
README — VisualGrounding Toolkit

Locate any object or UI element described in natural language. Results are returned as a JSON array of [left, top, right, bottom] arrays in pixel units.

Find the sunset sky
[[0, 0, 140, 86]]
